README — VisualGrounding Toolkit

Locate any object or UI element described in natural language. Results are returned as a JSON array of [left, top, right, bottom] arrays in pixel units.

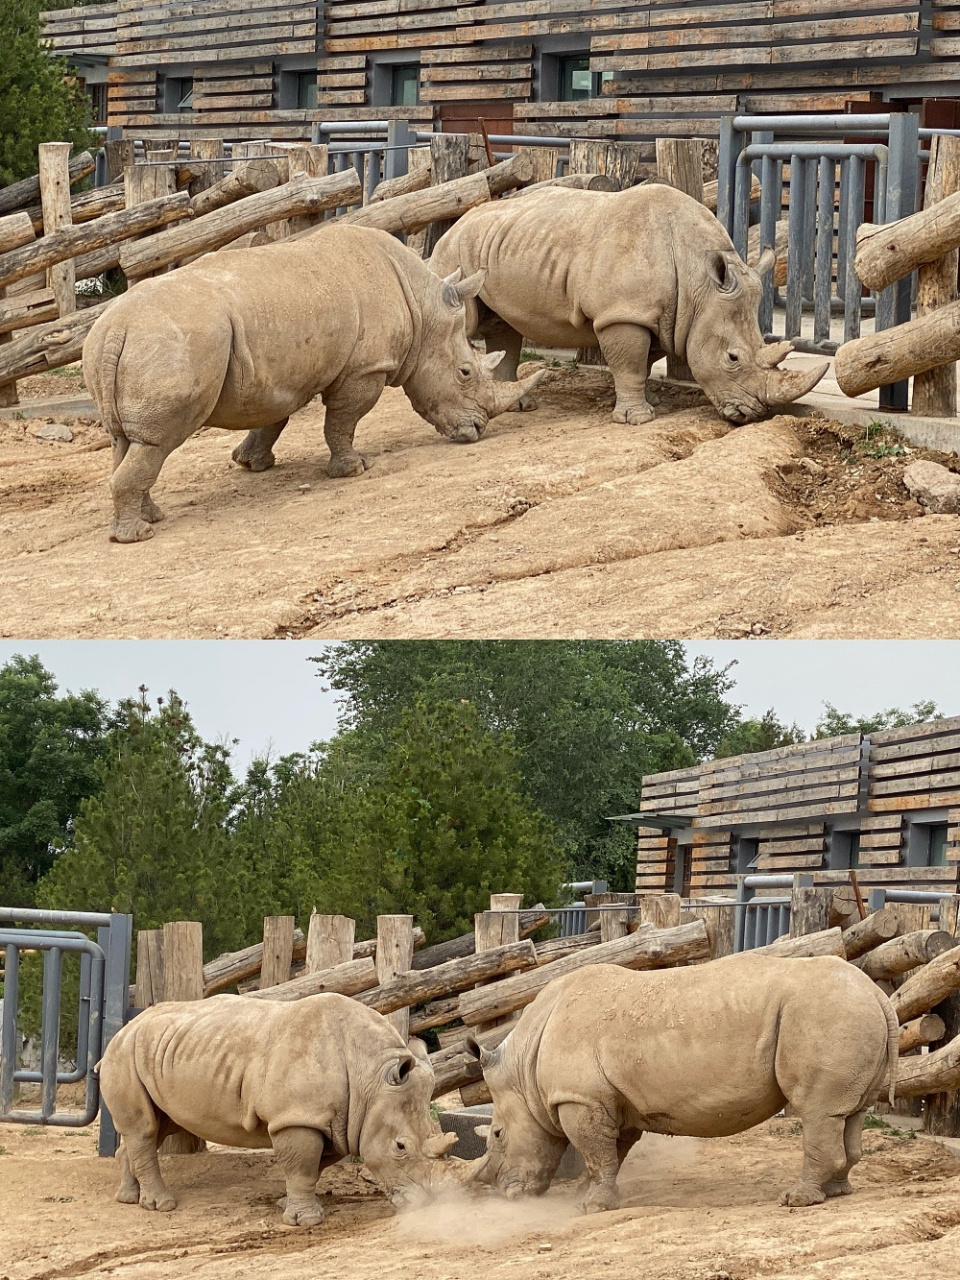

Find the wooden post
[[656, 138, 704, 386], [639, 893, 681, 930], [912, 134, 960, 418], [460, 893, 523, 1103], [305, 912, 355, 973], [788, 877, 832, 938], [401, 147, 432, 257], [134, 929, 164, 1008], [38, 143, 75, 318], [421, 134, 471, 258], [568, 140, 643, 191], [260, 915, 295, 989], [288, 143, 330, 235], [376, 915, 415, 1040], [104, 139, 135, 185], [124, 158, 177, 279], [922, 989, 960, 1136], [187, 139, 226, 197], [513, 146, 560, 185], [160, 921, 205, 1154]]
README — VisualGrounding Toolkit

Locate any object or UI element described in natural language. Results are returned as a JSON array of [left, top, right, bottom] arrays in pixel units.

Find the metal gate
[[717, 112, 921, 409], [734, 874, 792, 951], [0, 908, 132, 1155]]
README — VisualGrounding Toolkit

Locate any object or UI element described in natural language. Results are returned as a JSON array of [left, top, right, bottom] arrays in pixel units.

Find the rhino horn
[[487, 366, 546, 416], [424, 1131, 460, 1158], [765, 359, 829, 405], [756, 339, 795, 370], [755, 247, 777, 278]]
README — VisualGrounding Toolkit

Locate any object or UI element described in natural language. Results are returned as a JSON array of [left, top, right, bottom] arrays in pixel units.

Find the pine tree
[[0, 0, 93, 186]]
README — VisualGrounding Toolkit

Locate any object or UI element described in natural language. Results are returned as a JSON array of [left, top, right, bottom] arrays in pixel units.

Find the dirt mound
[[0, 365, 957, 639]]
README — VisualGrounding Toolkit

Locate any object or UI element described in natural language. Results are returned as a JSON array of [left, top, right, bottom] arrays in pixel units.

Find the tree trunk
[[421, 135, 472, 259], [0, 152, 95, 218], [638, 894, 680, 930], [0, 301, 110, 387], [834, 299, 960, 398], [458, 920, 710, 1027], [38, 143, 76, 317], [899, 1013, 947, 1054], [842, 909, 900, 960], [121, 171, 361, 280], [912, 134, 960, 417], [23, 183, 126, 236], [134, 930, 164, 1009], [853, 930, 956, 982], [856, 189, 960, 291], [355, 940, 539, 1016], [569, 140, 643, 191], [0, 212, 39, 255], [890, 945, 960, 1023], [506, 173, 619, 198], [657, 139, 703, 383], [410, 995, 461, 1035], [753, 927, 846, 959]]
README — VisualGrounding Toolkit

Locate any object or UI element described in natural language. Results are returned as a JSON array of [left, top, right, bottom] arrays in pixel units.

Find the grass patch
[[863, 1114, 917, 1139], [857, 421, 909, 460]]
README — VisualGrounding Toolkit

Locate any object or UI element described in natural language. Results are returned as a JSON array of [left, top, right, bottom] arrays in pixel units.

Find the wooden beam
[[376, 915, 415, 1039]]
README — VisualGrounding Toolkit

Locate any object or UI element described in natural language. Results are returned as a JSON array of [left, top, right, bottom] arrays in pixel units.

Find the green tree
[[0, 0, 93, 187], [313, 641, 739, 889], [0, 654, 110, 907], [813, 700, 942, 738], [714, 708, 806, 759]]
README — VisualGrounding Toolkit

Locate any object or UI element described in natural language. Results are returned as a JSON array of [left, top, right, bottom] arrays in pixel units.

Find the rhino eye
[[459, 364, 472, 378], [727, 352, 740, 364], [395, 1140, 407, 1152]]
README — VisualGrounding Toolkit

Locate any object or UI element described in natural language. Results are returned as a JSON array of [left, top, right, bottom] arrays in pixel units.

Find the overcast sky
[[0, 640, 956, 767]]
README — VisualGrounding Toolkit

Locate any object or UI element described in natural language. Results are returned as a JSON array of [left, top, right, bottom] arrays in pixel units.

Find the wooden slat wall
[[635, 827, 673, 892], [421, 42, 533, 104], [868, 716, 960, 812], [108, 69, 159, 126], [112, 0, 318, 68], [43, 2, 119, 58], [638, 761, 701, 817]]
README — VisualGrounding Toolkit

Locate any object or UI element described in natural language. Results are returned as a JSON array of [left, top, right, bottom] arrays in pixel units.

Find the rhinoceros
[[97, 993, 458, 1225], [83, 224, 543, 542], [429, 183, 828, 427], [464, 955, 898, 1212]]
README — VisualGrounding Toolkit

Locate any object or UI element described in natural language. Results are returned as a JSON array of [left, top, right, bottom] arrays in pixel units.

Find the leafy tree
[[813, 700, 943, 738], [714, 708, 806, 759], [0, 654, 110, 907], [313, 641, 739, 889], [0, 0, 93, 186]]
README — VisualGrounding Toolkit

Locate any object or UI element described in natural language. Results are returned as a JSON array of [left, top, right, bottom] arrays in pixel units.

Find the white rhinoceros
[[429, 183, 828, 426], [465, 955, 898, 1212], [83, 224, 543, 543], [97, 993, 458, 1226]]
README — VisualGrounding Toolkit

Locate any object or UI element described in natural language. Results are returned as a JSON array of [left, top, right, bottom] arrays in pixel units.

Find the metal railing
[[734, 873, 793, 952]]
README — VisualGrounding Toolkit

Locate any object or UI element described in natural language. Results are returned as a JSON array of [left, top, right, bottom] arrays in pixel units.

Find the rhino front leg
[[595, 322, 656, 425], [115, 1139, 140, 1204], [232, 419, 289, 472], [557, 1102, 622, 1214], [272, 1126, 326, 1227], [322, 373, 386, 479]]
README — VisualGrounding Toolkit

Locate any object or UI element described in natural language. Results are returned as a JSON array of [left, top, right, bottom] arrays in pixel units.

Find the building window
[[297, 72, 317, 109], [87, 82, 108, 126], [735, 836, 759, 875], [828, 830, 861, 870], [391, 64, 419, 107], [163, 76, 193, 113], [558, 56, 613, 101], [929, 824, 949, 866]]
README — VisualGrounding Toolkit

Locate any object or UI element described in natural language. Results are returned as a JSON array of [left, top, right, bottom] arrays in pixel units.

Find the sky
[[0, 640, 957, 767]]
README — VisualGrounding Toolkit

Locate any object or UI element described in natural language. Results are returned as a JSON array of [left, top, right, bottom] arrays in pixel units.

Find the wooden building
[[635, 716, 960, 900], [39, 0, 960, 162]]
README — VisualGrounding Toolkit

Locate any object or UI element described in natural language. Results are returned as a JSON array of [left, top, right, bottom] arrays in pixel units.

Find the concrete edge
[[0, 394, 99, 421]]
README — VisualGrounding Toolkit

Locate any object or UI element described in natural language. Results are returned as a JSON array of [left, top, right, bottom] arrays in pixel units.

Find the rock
[[903, 460, 960, 514], [34, 422, 73, 443], [800, 457, 824, 477]]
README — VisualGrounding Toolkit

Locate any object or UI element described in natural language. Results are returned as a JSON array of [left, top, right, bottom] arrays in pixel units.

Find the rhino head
[[403, 269, 545, 443], [357, 1037, 460, 1209], [459, 1036, 566, 1198], [685, 249, 828, 425]]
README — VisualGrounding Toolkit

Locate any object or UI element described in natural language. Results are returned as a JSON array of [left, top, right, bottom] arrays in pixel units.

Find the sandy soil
[[2, 364, 960, 639], [2, 1118, 960, 1280]]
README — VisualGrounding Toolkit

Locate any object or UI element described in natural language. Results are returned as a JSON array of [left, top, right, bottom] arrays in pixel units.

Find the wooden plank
[[428, 82, 532, 101], [38, 144, 75, 318], [134, 930, 163, 1008], [870, 792, 960, 812], [162, 921, 203, 1001], [424, 62, 533, 81]]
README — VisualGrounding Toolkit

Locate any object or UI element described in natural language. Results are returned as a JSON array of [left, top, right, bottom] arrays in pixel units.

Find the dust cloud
[[393, 1185, 581, 1246]]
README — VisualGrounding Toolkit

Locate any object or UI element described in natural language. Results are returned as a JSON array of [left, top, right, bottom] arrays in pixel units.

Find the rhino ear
[[707, 251, 740, 295], [407, 1037, 429, 1062], [465, 1035, 500, 1070], [385, 1053, 416, 1086], [482, 350, 505, 372]]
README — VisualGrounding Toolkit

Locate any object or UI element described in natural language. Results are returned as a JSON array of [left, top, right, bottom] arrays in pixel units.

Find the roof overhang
[[605, 812, 693, 831]]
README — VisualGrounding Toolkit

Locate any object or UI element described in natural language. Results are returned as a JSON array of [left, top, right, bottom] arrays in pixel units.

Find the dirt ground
[[2, 1118, 960, 1280], [4, 362, 960, 639]]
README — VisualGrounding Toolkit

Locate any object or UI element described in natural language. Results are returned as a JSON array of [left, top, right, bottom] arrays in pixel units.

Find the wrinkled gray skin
[[465, 956, 898, 1213], [83, 224, 543, 542], [430, 183, 827, 426], [97, 993, 458, 1226]]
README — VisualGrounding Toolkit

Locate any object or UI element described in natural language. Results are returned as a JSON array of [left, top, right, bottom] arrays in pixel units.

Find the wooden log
[[856, 190, 960, 292], [371, 164, 432, 204], [23, 184, 126, 237], [134, 929, 164, 1009], [411, 906, 548, 970], [356, 940, 539, 1017], [895, 1030, 960, 1098], [0, 192, 193, 293], [429, 1024, 511, 1098], [422, 134, 471, 259], [912, 134, 960, 418], [638, 893, 680, 930], [39, 143, 75, 317], [0, 300, 110, 387], [377, 915, 415, 1039], [0, 212, 39, 255], [203, 929, 306, 996], [747, 220, 789, 288], [457, 920, 711, 1027], [410, 995, 461, 1035], [682, 901, 737, 960], [185, 139, 227, 198], [459, 1079, 493, 1106], [703, 173, 760, 215], [103, 140, 134, 186], [656, 134, 705, 382], [853, 930, 956, 981], [0, 152, 94, 218], [246, 955, 378, 1003], [512, 145, 560, 186], [835, 300, 960, 398], [121, 171, 362, 281], [507, 172, 619, 198], [789, 884, 833, 939], [189, 158, 282, 217], [125, 160, 176, 208], [160, 921, 205, 1153], [923, 990, 960, 1135], [569, 139, 642, 191], [752, 926, 846, 959], [830, 884, 861, 929], [899, 1013, 947, 1054], [842, 909, 901, 960], [306, 912, 355, 973], [534, 932, 602, 964], [288, 144, 330, 235], [890, 945, 960, 1023], [260, 915, 295, 989]]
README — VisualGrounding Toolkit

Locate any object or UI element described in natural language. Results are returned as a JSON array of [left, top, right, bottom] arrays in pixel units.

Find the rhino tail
[[98, 326, 126, 438], [876, 985, 899, 1107]]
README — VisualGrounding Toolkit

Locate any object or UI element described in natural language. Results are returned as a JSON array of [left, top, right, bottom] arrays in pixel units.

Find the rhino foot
[[281, 1196, 324, 1227], [139, 1190, 177, 1212], [115, 1185, 140, 1205], [141, 495, 164, 524], [779, 1183, 826, 1207], [231, 441, 276, 473], [327, 453, 367, 479], [110, 518, 155, 544], [611, 401, 655, 426], [823, 1179, 853, 1198], [581, 1185, 619, 1214]]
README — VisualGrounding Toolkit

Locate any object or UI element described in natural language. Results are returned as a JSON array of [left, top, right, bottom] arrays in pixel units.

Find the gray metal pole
[[0, 943, 18, 1115], [39, 947, 62, 1120], [878, 112, 919, 411], [96, 914, 131, 1157]]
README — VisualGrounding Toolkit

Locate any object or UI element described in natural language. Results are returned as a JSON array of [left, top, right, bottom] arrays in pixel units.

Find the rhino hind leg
[[232, 420, 289, 472], [779, 1111, 850, 1207], [822, 1110, 865, 1198], [595, 322, 657, 426], [115, 1140, 140, 1204], [271, 1126, 326, 1227], [109, 440, 172, 543], [477, 315, 537, 412], [556, 1102, 621, 1214]]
